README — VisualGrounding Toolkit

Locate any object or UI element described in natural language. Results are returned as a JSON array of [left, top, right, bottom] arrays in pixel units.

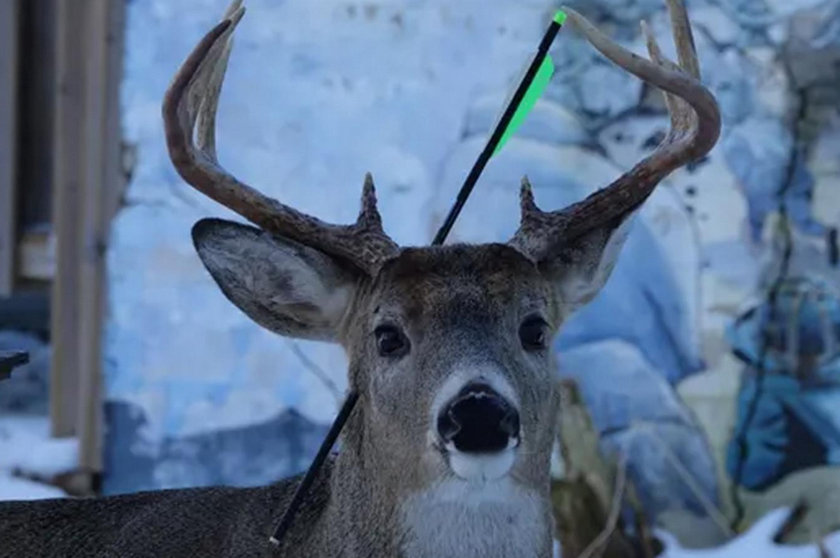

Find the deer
[[0, 1, 719, 556]]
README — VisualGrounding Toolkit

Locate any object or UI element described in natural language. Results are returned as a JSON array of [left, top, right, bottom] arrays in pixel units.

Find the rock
[[599, 114, 746, 245], [810, 116, 840, 229], [463, 95, 591, 147], [765, 0, 828, 18], [783, 0, 840, 91], [767, 21, 787, 45], [102, 400, 329, 493], [691, 5, 742, 47], [606, 422, 721, 521], [725, 276, 840, 374], [565, 0, 665, 24], [716, 0, 776, 31], [544, 25, 644, 126], [708, 49, 757, 127], [632, 13, 756, 126], [725, 369, 839, 491], [745, 47, 791, 119], [557, 340, 720, 519], [432, 136, 622, 243], [557, 340, 697, 430], [578, 61, 644, 118], [723, 111, 825, 241], [722, 116, 794, 242], [556, 208, 704, 383]]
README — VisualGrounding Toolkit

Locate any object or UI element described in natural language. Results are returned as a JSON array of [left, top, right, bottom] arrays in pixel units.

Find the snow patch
[[0, 416, 78, 478], [657, 508, 840, 558], [0, 415, 76, 501]]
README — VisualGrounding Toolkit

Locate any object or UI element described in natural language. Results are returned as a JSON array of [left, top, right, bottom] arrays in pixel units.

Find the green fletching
[[553, 10, 567, 25], [493, 54, 555, 156]]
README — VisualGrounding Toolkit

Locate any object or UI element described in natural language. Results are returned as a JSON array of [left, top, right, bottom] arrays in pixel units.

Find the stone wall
[[109, 0, 840, 544]]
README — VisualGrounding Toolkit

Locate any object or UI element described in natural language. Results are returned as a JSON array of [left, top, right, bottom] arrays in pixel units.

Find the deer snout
[[437, 383, 520, 454]]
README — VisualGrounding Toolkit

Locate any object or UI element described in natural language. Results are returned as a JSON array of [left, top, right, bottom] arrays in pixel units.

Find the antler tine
[[665, 0, 700, 80], [162, 0, 398, 275], [509, 0, 721, 262], [194, 1, 242, 159], [641, 20, 686, 132]]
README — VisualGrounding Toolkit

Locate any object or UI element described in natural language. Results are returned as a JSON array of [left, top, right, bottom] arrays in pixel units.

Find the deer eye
[[374, 325, 409, 357], [519, 316, 548, 351]]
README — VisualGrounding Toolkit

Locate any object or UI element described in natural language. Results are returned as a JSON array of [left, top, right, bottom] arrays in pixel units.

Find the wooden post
[[50, 0, 86, 439], [50, 0, 125, 485], [76, 0, 125, 477], [0, 0, 20, 296]]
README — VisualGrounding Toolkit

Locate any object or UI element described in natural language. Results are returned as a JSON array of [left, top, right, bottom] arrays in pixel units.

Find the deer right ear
[[191, 218, 357, 342]]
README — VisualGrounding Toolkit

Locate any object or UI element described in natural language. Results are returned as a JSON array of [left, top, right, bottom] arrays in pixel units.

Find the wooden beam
[[76, 0, 125, 476], [0, 0, 20, 295], [102, 2, 127, 225], [50, 0, 85, 439], [49, 0, 125, 481]]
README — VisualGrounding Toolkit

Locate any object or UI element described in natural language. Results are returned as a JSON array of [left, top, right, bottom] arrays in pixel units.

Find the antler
[[509, 0, 721, 261], [162, 0, 399, 275]]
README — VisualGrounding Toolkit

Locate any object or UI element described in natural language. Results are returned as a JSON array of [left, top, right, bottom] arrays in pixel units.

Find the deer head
[[163, 0, 719, 553]]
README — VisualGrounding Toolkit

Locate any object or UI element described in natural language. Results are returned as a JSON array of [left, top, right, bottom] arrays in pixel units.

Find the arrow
[[431, 10, 567, 245]]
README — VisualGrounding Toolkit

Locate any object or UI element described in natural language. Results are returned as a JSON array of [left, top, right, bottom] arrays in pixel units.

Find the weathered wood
[[102, 1, 128, 224], [76, 0, 126, 476], [41, 0, 125, 479], [50, 0, 86, 439], [0, 0, 20, 296]]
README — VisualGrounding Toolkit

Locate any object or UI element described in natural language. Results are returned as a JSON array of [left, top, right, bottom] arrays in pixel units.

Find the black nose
[[437, 383, 520, 454]]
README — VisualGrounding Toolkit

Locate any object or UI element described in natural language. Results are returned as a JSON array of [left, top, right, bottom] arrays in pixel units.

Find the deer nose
[[437, 383, 520, 454]]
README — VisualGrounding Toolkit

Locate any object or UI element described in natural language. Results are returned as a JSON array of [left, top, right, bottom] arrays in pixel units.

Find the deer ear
[[191, 218, 356, 341], [540, 213, 636, 316]]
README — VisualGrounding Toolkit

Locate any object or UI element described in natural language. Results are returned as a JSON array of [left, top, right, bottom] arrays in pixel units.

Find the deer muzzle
[[437, 382, 521, 455]]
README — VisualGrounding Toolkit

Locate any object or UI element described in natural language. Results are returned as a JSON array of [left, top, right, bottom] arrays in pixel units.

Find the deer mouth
[[440, 437, 520, 482], [436, 382, 521, 482]]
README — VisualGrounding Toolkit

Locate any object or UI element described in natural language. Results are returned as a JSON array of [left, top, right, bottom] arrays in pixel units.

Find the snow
[[0, 474, 65, 501], [0, 416, 79, 477], [0, 415, 77, 501], [551, 509, 840, 558], [656, 508, 840, 558]]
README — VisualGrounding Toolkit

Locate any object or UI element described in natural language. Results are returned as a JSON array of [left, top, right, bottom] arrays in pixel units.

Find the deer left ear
[[539, 213, 637, 316], [191, 218, 358, 341]]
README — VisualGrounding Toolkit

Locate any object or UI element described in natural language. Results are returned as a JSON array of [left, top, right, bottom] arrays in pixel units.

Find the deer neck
[[312, 413, 407, 556]]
